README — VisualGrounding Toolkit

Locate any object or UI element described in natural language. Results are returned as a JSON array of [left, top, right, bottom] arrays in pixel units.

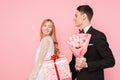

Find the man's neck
[[79, 23, 91, 30]]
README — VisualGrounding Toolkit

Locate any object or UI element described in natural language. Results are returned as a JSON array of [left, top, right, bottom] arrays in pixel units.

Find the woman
[[29, 19, 60, 80]]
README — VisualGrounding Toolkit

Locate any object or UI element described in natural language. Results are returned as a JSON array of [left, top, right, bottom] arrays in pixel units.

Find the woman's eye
[[48, 25, 52, 28]]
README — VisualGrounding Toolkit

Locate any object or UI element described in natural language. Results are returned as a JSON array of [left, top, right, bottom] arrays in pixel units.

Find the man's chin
[[76, 25, 80, 27]]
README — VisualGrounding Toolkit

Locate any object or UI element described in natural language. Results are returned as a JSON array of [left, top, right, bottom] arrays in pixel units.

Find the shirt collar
[[83, 25, 91, 33]]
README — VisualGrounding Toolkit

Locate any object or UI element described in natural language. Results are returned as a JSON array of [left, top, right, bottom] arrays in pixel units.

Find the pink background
[[0, 0, 120, 80]]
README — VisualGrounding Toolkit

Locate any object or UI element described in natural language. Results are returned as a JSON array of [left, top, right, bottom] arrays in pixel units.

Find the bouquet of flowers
[[67, 33, 91, 70]]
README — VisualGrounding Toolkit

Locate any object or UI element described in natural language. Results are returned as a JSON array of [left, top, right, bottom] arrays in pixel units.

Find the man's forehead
[[75, 10, 84, 15], [75, 10, 81, 15]]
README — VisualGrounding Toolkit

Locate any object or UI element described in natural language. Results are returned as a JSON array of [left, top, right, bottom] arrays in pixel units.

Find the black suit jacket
[[69, 27, 115, 80]]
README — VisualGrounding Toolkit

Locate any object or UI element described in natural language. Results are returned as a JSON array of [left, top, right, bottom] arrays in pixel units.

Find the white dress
[[35, 36, 54, 80]]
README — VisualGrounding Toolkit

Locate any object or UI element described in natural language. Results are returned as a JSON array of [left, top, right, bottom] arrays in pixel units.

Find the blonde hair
[[40, 19, 60, 55]]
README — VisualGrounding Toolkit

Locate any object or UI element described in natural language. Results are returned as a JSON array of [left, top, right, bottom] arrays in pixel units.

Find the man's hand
[[75, 57, 87, 71]]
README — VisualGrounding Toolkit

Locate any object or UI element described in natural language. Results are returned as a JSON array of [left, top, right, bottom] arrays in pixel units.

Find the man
[[69, 5, 115, 80]]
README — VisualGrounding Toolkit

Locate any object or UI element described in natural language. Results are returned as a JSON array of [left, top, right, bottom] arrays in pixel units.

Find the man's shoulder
[[91, 27, 107, 40], [92, 27, 105, 36]]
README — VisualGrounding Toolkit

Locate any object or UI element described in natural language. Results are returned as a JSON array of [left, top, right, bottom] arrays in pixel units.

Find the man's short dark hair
[[77, 5, 93, 21]]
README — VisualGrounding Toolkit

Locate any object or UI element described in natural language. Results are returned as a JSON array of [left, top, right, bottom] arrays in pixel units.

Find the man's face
[[74, 10, 84, 27]]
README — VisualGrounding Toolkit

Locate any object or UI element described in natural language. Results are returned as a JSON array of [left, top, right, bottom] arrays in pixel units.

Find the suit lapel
[[86, 26, 94, 34], [86, 26, 95, 45]]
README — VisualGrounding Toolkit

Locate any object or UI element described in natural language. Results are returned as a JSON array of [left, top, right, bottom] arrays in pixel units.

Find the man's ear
[[82, 13, 87, 20]]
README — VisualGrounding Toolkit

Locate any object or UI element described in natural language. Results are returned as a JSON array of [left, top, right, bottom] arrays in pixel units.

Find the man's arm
[[87, 32, 115, 71], [69, 54, 77, 80]]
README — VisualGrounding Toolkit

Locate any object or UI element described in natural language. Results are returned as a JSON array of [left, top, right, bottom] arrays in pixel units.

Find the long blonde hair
[[40, 19, 60, 55]]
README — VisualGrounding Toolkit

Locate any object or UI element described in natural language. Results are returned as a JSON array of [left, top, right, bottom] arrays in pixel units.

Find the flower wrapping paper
[[43, 57, 71, 80], [67, 33, 91, 58]]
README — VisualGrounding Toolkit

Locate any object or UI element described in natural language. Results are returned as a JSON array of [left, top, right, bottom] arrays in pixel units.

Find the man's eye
[[75, 15, 77, 17]]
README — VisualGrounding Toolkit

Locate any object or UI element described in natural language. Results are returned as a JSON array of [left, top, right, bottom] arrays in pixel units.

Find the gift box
[[43, 56, 71, 80]]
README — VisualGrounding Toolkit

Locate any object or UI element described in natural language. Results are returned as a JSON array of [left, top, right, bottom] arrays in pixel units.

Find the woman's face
[[42, 21, 53, 36]]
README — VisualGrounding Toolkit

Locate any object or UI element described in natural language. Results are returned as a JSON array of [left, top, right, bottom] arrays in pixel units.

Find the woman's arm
[[29, 37, 50, 79]]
